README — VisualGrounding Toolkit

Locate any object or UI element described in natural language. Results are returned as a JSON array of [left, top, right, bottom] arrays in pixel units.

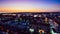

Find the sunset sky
[[0, 0, 60, 13]]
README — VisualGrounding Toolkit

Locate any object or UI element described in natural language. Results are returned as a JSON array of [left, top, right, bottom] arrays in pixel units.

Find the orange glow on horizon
[[0, 8, 47, 12], [0, 8, 60, 13]]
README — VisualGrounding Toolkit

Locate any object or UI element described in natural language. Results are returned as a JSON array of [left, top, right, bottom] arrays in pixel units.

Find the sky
[[0, 0, 60, 13]]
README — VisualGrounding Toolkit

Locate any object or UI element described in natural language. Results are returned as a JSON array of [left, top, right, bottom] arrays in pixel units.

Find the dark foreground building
[[0, 12, 60, 34]]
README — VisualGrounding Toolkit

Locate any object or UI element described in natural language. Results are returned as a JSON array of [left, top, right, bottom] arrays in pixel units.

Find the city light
[[29, 28, 34, 32], [0, 12, 60, 34], [39, 30, 45, 34]]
